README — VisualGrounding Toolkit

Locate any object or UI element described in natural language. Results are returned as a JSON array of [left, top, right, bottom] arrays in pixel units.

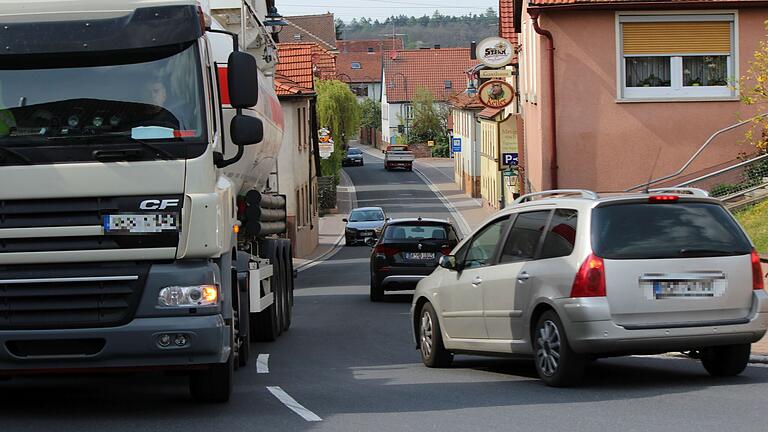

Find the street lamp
[[263, 6, 288, 42], [390, 71, 409, 142]]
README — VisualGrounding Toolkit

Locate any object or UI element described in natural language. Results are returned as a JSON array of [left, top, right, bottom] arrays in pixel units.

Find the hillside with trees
[[336, 9, 498, 49]]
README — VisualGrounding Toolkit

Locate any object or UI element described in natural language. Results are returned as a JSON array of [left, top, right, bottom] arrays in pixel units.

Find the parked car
[[370, 218, 460, 301], [344, 207, 387, 246], [342, 147, 364, 166], [411, 188, 768, 387], [383, 145, 414, 171]]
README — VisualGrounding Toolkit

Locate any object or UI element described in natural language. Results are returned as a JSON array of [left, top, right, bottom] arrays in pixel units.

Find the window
[[351, 62, 362, 69], [618, 14, 736, 100], [367, 47, 374, 53], [499, 210, 551, 263], [444, 80, 452, 89], [384, 224, 450, 241], [464, 217, 509, 269], [539, 209, 578, 259]]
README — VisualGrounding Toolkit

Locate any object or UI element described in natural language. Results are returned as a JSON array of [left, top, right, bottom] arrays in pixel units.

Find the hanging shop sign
[[478, 80, 515, 109], [476, 36, 514, 68], [480, 69, 513, 79], [318, 127, 334, 159], [498, 114, 522, 171]]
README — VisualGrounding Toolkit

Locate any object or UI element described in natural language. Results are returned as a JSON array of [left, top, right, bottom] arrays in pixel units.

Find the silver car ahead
[[411, 189, 768, 387]]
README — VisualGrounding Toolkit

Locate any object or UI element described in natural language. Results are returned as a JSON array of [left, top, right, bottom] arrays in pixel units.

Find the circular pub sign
[[478, 80, 515, 109], [476, 36, 514, 68]]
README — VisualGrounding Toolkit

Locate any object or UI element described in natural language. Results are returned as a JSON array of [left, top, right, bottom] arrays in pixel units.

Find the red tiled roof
[[336, 52, 382, 83], [283, 14, 337, 51], [337, 39, 404, 53], [478, 107, 503, 119], [383, 48, 479, 103], [275, 44, 314, 96], [448, 93, 485, 110], [499, 0, 516, 43], [529, 0, 768, 7], [310, 44, 337, 79]]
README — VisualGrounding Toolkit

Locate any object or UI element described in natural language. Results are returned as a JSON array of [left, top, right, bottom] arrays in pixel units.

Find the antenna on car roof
[[643, 147, 662, 194]]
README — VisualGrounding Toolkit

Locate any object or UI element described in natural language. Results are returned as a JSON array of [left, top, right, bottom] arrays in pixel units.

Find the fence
[[675, 153, 768, 207], [317, 176, 337, 211]]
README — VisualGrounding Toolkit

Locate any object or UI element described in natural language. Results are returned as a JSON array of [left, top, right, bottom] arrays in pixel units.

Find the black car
[[369, 218, 460, 302], [342, 147, 364, 166]]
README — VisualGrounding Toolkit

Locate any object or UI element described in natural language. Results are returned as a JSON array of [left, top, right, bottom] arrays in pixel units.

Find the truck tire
[[189, 329, 234, 403], [279, 240, 294, 331], [274, 242, 288, 332], [236, 271, 251, 368], [252, 239, 282, 341]]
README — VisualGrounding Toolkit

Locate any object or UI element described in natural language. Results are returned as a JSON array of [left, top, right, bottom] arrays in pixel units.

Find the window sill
[[615, 96, 740, 104]]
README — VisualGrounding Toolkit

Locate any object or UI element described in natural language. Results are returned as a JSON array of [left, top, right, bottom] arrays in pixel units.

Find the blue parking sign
[[502, 152, 518, 166], [451, 137, 462, 152]]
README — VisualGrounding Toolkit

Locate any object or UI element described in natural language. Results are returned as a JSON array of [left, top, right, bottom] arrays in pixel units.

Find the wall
[[451, 107, 483, 197], [521, 8, 768, 192], [480, 117, 501, 209], [277, 97, 319, 257]]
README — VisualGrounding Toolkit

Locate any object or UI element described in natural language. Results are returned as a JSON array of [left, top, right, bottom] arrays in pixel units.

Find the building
[[282, 13, 338, 52], [274, 43, 322, 257], [381, 48, 479, 145], [449, 93, 484, 197], [337, 38, 404, 53], [510, 0, 768, 192], [336, 51, 383, 101]]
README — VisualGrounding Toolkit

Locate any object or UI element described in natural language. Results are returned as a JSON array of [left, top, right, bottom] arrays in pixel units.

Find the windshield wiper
[[47, 132, 175, 160], [678, 248, 742, 257], [0, 146, 32, 164]]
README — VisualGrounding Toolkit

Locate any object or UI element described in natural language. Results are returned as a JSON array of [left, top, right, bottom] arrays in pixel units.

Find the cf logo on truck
[[140, 199, 180, 210]]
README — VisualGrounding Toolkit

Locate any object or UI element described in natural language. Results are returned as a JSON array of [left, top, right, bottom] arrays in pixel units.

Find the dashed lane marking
[[257, 353, 269, 374], [267, 386, 322, 422]]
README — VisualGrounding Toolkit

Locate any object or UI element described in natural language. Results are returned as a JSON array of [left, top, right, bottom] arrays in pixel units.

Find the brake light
[[570, 254, 606, 297], [752, 249, 765, 291], [374, 245, 399, 259], [649, 195, 679, 203]]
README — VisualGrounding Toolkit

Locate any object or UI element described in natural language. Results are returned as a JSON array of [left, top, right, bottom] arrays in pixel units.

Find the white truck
[[0, 0, 292, 402], [383, 145, 415, 171]]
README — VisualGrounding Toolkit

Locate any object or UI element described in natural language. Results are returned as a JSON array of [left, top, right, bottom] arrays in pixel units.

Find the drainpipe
[[529, 10, 558, 189]]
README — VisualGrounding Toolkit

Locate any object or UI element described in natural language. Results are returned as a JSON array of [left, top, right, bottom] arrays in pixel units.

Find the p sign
[[451, 137, 462, 152], [502, 152, 518, 166]]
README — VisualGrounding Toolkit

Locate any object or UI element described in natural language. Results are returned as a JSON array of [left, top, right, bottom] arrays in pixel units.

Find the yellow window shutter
[[622, 21, 731, 55]]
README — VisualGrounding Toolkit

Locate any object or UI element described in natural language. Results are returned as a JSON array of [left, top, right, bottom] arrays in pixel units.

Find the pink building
[[510, 0, 768, 192]]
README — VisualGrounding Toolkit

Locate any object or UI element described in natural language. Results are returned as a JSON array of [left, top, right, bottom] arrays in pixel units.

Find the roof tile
[[529, 0, 768, 7], [283, 13, 337, 51], [336, 52, 382, 83], [337, 39, 404, 53], [383, 48, 479, 103]]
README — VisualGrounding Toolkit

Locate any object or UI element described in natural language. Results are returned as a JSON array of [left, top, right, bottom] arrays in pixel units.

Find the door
[[482, 210, 552, 340], [439, 216, 509, 340]]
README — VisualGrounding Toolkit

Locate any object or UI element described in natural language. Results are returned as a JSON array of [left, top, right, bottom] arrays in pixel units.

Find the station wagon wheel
[[419, 303, 453, 368], [533, 311, 585, 387]]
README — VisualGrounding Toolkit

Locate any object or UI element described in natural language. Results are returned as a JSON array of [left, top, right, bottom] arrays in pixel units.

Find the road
[[2, 151, 768, 431]]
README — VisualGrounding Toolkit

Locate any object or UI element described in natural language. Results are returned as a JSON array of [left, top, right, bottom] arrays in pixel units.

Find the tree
[[408, 86, 450, 157], [359, 99, 381, 130], [334, 18, 344, 40], [315, 79, 361, 178], [741, 21, 768, 151]]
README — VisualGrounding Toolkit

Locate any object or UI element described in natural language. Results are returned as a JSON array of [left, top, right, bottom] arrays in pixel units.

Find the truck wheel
[[236, 272, 251, 368], [701, 344, 751, 377], [253, 239, 282, 341], [280, 240, 294, 331], [189, 331, 234, 403]]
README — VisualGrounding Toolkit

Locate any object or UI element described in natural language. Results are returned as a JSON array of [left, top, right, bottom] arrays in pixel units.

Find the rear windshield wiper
[[677, 248, 744, 257], [0, 146, 32, 164]]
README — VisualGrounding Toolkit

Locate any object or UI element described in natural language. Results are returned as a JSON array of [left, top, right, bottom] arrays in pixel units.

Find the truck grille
[[0, 263, 149, 329]]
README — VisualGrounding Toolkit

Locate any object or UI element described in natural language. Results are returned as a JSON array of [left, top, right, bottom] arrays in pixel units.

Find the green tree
[[408, 86, 450, 157], [359, 99, 381, 130], [741, 21, 768, 151], [315, 79, 361, 178]]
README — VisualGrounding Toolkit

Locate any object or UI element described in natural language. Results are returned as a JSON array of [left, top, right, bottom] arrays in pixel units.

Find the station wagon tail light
[[648, 195, 679, 203], [752, 249, 765, 291], [570, 254, 606, 297]]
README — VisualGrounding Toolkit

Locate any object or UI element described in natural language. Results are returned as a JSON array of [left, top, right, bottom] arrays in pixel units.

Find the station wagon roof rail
[[513, 189, 599, 204], [647, 187, 710, 197]]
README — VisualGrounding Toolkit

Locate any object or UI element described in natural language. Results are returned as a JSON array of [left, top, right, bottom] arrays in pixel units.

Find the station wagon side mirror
[[365, 237, 376, 247], [439, 255, 457, 271], [342, 218, 348, 222]]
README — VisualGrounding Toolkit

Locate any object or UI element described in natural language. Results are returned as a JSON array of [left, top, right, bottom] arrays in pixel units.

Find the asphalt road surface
[[3, 152, 768, 432]]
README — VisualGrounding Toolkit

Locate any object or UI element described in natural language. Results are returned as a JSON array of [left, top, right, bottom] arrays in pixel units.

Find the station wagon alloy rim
[[420, 311, 433, 359], [536, 320, 561, 376]]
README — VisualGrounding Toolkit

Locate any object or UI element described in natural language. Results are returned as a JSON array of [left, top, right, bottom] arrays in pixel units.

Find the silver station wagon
[[411, 189, 768, 386]]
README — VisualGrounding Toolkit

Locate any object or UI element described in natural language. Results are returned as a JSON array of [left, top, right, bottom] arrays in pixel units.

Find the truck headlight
[[158, 285, 218, 307]]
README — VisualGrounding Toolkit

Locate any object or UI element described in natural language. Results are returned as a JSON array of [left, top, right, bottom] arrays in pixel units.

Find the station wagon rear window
[[592, 202, 751, 259]]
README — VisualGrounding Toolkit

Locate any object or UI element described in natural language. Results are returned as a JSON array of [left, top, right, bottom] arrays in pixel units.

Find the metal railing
[[674, 153, 768, 203]]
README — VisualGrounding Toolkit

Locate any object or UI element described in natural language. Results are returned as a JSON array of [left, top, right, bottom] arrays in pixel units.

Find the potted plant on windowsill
[[687, 77, 702, 86]]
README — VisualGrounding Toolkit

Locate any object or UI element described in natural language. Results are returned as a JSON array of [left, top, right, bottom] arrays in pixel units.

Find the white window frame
[[616, 11, 739, 102]]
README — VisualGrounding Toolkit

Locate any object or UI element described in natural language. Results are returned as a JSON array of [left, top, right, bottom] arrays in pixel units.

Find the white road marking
[[267, 386, 322, 422], [257, 353, 269, 374]]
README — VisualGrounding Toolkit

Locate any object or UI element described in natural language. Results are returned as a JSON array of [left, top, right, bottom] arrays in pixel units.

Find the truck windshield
[[0, 42, 206, 162]]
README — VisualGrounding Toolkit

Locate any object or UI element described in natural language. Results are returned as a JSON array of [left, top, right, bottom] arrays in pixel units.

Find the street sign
[[502, 152, 519, 166], [476, 37, 514, 68], [480, 69, 513, 79], [478, 80, 515, 109], [318, 127, 334, 159], [451, 137, 462, 153]]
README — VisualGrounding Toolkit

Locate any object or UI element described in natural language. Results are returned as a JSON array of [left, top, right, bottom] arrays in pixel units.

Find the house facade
[[511, 0, 768, 192], [449, 93, 484, 197]]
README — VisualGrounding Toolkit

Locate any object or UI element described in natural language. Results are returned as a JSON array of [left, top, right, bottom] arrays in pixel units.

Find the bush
[[710, 183, 738, 197]]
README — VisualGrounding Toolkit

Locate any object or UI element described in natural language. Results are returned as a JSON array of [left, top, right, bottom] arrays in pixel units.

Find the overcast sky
[[277, 0, 498, 22]]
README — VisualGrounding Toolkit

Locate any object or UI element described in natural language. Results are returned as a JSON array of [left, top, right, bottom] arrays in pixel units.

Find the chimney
[[470, 41, 477, 59], [434, 44, 440, 49]]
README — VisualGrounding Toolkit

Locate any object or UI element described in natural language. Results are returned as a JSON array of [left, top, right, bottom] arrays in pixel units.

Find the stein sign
[[476, 37, 514, 68]]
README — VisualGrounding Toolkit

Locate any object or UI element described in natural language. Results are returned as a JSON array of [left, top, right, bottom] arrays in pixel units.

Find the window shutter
[[622, 21, 731, 55]]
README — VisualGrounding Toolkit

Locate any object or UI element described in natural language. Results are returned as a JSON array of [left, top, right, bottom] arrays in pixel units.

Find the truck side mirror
[[230, 114, 263, 146], [227, 51, 259, 108]]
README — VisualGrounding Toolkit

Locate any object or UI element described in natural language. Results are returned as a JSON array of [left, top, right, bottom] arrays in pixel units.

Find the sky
[[277, 0, 499, 22]]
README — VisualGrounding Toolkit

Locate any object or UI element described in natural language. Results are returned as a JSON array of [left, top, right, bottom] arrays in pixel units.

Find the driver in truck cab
[[142, 79, 182, 128]]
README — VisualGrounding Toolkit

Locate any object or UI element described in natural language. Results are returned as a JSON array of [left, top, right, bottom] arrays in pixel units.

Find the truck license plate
[[103, 213, 179, 233]]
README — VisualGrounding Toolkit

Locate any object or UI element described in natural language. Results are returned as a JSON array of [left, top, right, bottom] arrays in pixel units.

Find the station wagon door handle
[[471, 276, 483, 287], [517, 272, 530, 282]]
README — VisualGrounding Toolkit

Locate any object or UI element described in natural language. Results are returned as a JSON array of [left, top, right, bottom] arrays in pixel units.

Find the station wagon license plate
[[103, 213, 179, 234], [640, 272, 727, 299], [653, 280, 715, 298], [406, 252, 435, 260]]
